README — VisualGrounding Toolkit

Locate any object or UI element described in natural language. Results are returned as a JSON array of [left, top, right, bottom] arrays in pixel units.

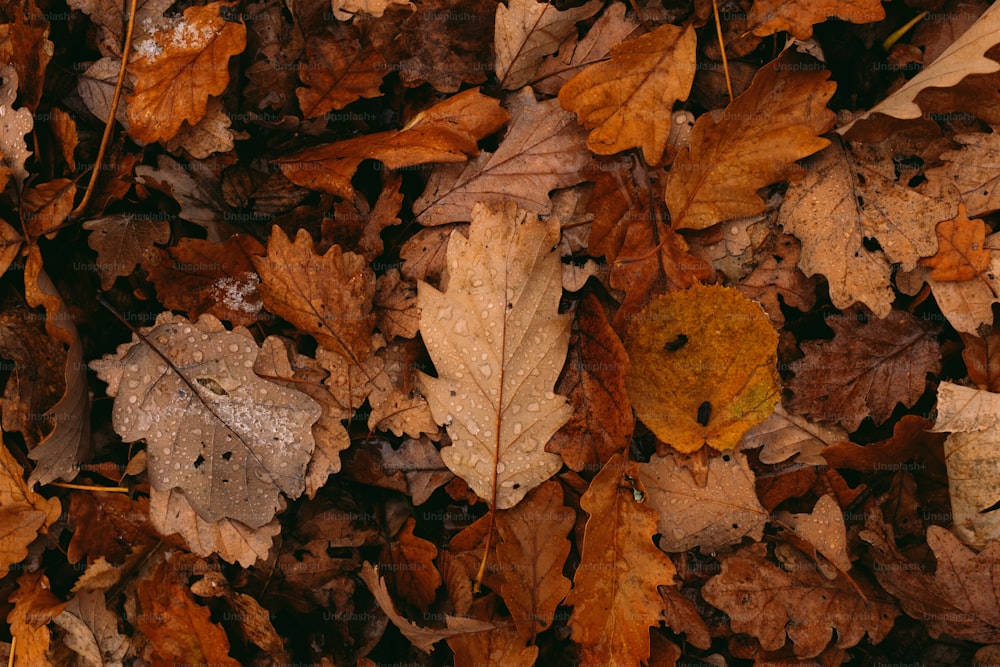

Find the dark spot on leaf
[[194, 454, 205, 469], [697, 401, 711, 426], [222, 451, 232, 461], [663, 334, 688, 352]]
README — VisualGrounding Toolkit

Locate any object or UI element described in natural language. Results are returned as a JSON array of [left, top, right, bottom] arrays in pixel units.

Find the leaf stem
[[48, 481, 129, 493], [711, 0, 734, 103]]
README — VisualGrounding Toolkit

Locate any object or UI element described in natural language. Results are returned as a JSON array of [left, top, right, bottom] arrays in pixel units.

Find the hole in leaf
[[196, 377, 228, 396], [222, 451, 232, 461], [194, 454, 205, 469]]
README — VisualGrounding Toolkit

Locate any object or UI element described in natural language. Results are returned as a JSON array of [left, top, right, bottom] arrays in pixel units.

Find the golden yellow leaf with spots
[[624, 284, 779, 453]]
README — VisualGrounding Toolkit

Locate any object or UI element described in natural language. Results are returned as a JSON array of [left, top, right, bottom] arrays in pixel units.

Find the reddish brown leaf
[[66, 492, 156, 565], [379, 517, 442, 612], [296, 24, 386, 118], [961, 325, 1000, 391]]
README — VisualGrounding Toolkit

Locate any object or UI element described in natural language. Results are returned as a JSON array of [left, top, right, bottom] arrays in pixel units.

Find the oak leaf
[[66, 492, 155, 565], [164, 96, 242, 158], [703, 542, 896, 658], [82, 213, 171, 290], [749, 0, 886, 39], [413, 88, 592, 225], [254, 226, 376, 362], [786, 308, 940, 432], [295, 24, 386, 119], [779, 140, 956, 317], [494, 0, 601, 90], [640, 451, 767, 552], [7, 572, 67, 667], [0, 439, 61, 575], [737, 232, 818, 327], [558, 23, 697, 165], [0, 65, 32, 187], [134, 155, 230, 239], [495, 481, 573, 641], [90, 313, 322, 528], [373, 437, 452, 505], [918, 204, 991, 281], [278, 88, 509, 199], [742, 402, 848, 467], [418, 201, 571, 510], [126, 1, 247, 144], [666, 51, 835, 231], [329, 0, 413, 20], [379, 517, 442, 612], [547, 293, 633, 472], [624, 284, 780, 453], [925, 132, 1000, 217], [961, 326, 1000, 392], [774, 494, 852, 575], [565, 454, 676, 667], [52, 590, 129, 667]]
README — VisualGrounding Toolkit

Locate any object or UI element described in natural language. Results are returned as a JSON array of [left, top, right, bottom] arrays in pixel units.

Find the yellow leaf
[[624, 284, 779, 453]]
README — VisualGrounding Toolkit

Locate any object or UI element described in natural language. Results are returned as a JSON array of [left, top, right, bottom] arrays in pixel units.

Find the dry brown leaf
[[547, 293, 633, 472], [254, 226, 376, 362], [418, 201, 571, 510], [296, 24, 386, 118], [413, 88, 592, 225], [961, 325, 1000, 392], [330, 0, 413, 19], [90, 313, 322, 528], [0, 65, 33, 188], [749, 0, 886, 39], [0, 439, 61, 575], [66, 492, 155, 566], [7, 572, 67, 667], [164, 96, 243, 158], [558, 23, 696, 164], [366, 341, 440, 439], [278, 88, 510, 199], [379, 517, 442, 612], [446, 621, 538, 667], [639, 451, 767, 552], [566, 454, 676, 667], [52, 590, 129, 667], [918, 204, 991, 281], [22, 178, 76, 240], [126, 1, 247, 144], [742, 402, 848, 467], [82, 213, 171, 290], [703, 542, 896, 658], [666, 51, 835, 231], [925, 132, 1000, 217], [838, 2, 1000, 133], [374, 269, 419, 340], [494, 0, 601, 90], [495, 481, 573, 641], [373, 437, 452, 505], [774, 494, 852, 574], [780, 140, 957, 318], [738, 232, 819, 327], [134, 155, 229, 238]]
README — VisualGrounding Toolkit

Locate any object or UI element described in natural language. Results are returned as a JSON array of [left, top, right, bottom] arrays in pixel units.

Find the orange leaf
[[126, 1, 247, 144], [559, 23, 697, 165], [666, 50, 835, 230], [625, 284, 780, 453], [566, 454, 676, 666], [0, 439, 62, 575], [749, 0, 886, 40], [278, 88, 510, 198], [7, 572, 66, 667], [253, 227, 376, 363], [295, 24, 386, 118], [918, 204, 991, 281]]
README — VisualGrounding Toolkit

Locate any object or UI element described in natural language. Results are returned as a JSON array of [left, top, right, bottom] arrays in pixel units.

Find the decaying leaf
[[749, 0, 886, 39], [0, 438, 62, 575], [52, 590, 129, 667], [925, 132, 1000, 218], [418, 201, 571, 509], [625, 284, 780, 453], [90, 312, 322, 528], [82, 213, 171, 290], [0, 65, 32, 187]]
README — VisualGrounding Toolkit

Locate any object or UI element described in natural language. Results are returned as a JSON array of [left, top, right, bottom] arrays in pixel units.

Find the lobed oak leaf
[[821, 414, 945, 474], [379, 517, 442, 612], [0, 65, 33, 187], [925, 132, 1000, 217], [134, 155, 229, 239], [558, 23, 696, 165], [0, 306, 65, 445], [366, 340, 440, 439], [743, 402, 848, 467], [254, 226, 376, 362], [624, 284, 780, 453], [418, 201, 571, 510], [737, 232, 818, 327], [862, 518, 1000, 643], [89, 312, 322, 528], [666, 51, 835, 231], [295, 24, 386, 119], [639, 451, 767, 552], [278, 88, 509, 199], [961, 326, 1000, 392], [495, 481, 573, 641], [400, 224, 459, 284], [144, 234, 266, 327], [373, 437, 452, 505], [164, 96, 243, 158], [786, 308, 940, 432], [126, 1, 247, 144], [703, 542, 896, 658], [531, 2, 640, 95], [413, 88, 592, 225], [918, 204, 991, 281], [82, 213, 171, 291], [494, 0, 601, 90], [565, 454, 676, 667], [749, 0, 886, 40], [838, 2, 1000, 133], [329, 0, 414, 20], [780, 140, 956, 317], [52, 590, 129, 667], [0, 439, 61, 576], [0, 17, 53, 112], [7, 572, 67, 667], [66, 492, 156, 566], [22, 179, 76, 240], [374, 269, 419, 340], [547, 293, 633, 472], [447, 622, 538, 667]]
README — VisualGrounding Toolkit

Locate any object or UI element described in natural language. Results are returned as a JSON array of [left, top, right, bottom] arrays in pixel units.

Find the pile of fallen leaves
[[3, 0, 1000, 663]]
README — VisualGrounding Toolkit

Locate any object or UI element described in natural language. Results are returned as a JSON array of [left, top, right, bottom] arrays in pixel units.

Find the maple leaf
[[625, 284, 780, 453], [253, 226, 376, 362], [418, 201, 571, 510], [749, 0, 886, 40], [565, 454, 676, 667], [90, 313, 322, 528], [295, 24, 386, 119], [413, 88, 592, 225], [703, 542, 896, 658], [126, 1, 246, 144], [639, 451, 767, 552], [665, 50, 835, 231], [780, 140, 957, 317], [278, 88, 509, 199], [494, 0, 601, 90], [558, 22, 697, 165], [786, 308, 940, 432]]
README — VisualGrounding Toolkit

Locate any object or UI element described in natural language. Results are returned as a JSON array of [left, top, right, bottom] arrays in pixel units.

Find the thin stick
[[48, 481, 129, 493], [711, 0, 734, 103], [72, 0, 139, 216]]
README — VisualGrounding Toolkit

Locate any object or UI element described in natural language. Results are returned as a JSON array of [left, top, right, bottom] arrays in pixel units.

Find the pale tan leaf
[[742, 402, 849, 467], [329, 0, 414, 20], [639, 451, 767, 552], [164, 97, 242, 158], [925, 132, 1000, 217], [52, 591, 128, 667], [373, 437, 452, 505], [418, 201, 571, 510], [774, 494, 852, 574], [0, 65, 32, 187], [494, 0, 601, 90]]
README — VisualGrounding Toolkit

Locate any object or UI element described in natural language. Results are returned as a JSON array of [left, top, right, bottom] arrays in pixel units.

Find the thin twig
[[47, 481, 129, 493], [711, 0, 734, 103]]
